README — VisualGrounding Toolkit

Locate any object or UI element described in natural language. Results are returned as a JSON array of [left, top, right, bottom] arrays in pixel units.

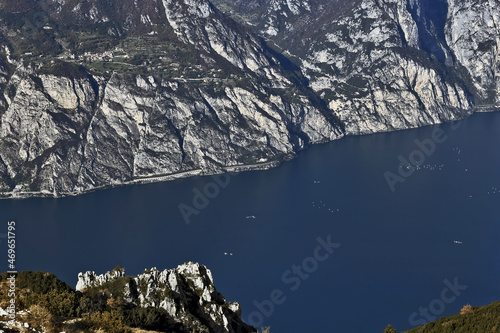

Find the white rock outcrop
[[76, 262, 252, 333]]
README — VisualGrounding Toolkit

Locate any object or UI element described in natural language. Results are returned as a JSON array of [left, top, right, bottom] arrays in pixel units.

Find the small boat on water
[[246, 216, 256, 219], [454, 240, 463, 244]]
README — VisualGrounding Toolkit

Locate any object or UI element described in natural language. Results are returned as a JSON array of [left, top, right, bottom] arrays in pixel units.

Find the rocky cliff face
[[76, 262, 254, 333], [0, 67, 340, 197], [0, 0, 342, 197], [0, 0, 498, 197], [299, 0, 473, 134], [445, 0, 500, 107], [215, 0, 499, 134]]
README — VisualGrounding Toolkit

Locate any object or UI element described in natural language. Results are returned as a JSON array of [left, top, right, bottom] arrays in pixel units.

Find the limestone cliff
[[75, 262, 254, 333], [214, 0, 500, 134], [0, 0, 342, 197], [0, 0, 499, 197]]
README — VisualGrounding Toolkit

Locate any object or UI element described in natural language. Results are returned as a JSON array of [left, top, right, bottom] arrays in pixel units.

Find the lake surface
[[2, 112, 500, 332]]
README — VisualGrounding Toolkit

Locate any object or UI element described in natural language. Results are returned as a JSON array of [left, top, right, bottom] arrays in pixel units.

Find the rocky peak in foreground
[[0, 263, 255, 333], [75, 262, 254, 333]]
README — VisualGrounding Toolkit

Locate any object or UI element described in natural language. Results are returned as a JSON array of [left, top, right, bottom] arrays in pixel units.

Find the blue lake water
[[2, 112, 500, 332]]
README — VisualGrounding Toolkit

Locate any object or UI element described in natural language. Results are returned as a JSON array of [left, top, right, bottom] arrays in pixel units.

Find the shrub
[[3, 271, 73, 295], [87, 310, 130, 333], [21, 290, 80, 317], [107, 297, 127, 309], [26, 305, 59, 333], [460, 304, 473, 315], [76, 293, 108, 316], [383, 324, 398, 333], [122, 307, 173, 331]]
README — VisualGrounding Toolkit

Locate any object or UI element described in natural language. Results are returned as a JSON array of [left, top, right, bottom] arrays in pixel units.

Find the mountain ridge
[[0, 0, 498, 197], [0, 262, 256, 333], [0, 0, 343, 198], [213, 0, 499, 134]]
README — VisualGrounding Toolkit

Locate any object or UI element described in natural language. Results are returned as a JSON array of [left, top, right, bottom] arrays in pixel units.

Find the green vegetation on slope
[[384, 302, 500, 333], [0, 271, 181, 333], [405, 302, 500, 333]]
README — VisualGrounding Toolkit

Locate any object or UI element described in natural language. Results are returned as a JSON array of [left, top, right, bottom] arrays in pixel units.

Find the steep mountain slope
[[0, 0, 498, 197], [214, 0, 500, 134], [212, 0, 361, 47], [445, 0, 500, 107], [0, 0, 342, 197]]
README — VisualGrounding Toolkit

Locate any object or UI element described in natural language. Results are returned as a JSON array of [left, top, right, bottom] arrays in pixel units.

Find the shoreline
[[0, 157, 290, 200], [1, 108, 499, 200]]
